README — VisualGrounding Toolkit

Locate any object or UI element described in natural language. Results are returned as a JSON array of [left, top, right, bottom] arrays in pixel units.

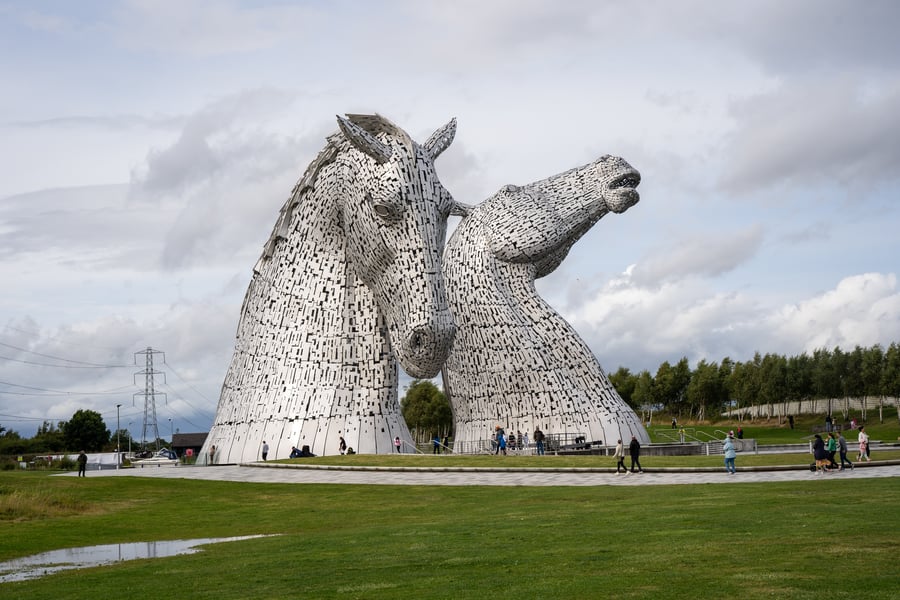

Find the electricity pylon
[[134, 347, 166, 451]]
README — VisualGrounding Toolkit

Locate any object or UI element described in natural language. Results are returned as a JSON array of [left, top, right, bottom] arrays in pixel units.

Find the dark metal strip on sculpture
[[201, 114, 458, 462], [442, 154, 651, 451]]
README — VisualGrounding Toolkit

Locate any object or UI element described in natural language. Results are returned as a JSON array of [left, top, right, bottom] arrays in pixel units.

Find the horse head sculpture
[[204, 113, 461, 459], [331, 113, 458, 378]]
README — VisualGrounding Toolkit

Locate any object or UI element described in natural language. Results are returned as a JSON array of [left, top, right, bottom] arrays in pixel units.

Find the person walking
[[496, 429, 507, 456], [629, 435, 643, 473], [857, 426, 871, 462], [77, 450, 87, 477], [394, 436, 402, 453], [208, 445, 216, 466], [812, 434, 829, 474], [261, 441, 269, 461], [614, 439, 628, 474], [533, 428, 545, 456], [825, 432, 839, 469], [339, 436, 347, 455], [432, 434, 441, 454], [723, 431, 737, 475], [837, 431, 853, 471]]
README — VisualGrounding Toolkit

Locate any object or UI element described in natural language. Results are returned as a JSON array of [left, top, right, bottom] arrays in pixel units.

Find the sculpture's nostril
[[411, 331, 424, 351]]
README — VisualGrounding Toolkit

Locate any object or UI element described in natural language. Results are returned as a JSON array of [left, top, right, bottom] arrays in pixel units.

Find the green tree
[[608, 367, 637, 408], [400, 380, 453, 442], [110, 428, 135, 452], [728, 354, 761, 413], [62, 409, 110, 452], [880, 343, 900, 424], [811, 348, 839, 413], [860, 344, 884, 422], [759, 353, 787, 419], [840, 346, 865, 418], [718, 357, 735, 410], [686, 359, 725, 421], [32, 420, 66, 452], [786, 353, 813, 406], [651, 358, 691, 417]]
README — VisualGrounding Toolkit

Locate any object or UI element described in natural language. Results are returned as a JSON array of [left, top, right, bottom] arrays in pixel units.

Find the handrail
[[401, 440, 425, 455]]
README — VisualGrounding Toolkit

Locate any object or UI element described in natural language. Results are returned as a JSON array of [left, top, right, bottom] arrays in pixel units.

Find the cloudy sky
[[2, 0, 899, 439]]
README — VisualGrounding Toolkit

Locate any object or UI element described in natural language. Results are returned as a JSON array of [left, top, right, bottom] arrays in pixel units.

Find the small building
[[172, 432, 208, 461]]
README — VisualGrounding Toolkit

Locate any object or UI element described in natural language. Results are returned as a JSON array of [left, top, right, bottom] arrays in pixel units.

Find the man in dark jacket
[[629, 436, 643, 473], [77, 450, 88, 477]]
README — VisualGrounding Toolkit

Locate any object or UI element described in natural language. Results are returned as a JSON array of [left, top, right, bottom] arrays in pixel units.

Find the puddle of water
[[0, 535, 274, 583]]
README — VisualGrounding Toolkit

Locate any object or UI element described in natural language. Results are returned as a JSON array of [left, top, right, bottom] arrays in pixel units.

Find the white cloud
[[565, 268, 900, 372], [763, 272, 900, 352]]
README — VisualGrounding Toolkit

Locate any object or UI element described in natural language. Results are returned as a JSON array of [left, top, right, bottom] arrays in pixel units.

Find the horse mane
[[254, 114, 414, 272]]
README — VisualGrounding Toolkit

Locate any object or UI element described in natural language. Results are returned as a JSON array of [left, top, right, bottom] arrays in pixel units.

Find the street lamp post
[[116, 404, 121, 470], [168, 418, 173, 447], [128, 422, 132, 455]]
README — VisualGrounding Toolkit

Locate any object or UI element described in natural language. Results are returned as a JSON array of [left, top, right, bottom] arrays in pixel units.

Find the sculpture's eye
[[368, 193, 402, 222], [373, 204, 393, 218]]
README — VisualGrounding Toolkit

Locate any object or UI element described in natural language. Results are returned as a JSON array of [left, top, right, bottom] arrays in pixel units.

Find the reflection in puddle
[[0, 535, 274, 583]]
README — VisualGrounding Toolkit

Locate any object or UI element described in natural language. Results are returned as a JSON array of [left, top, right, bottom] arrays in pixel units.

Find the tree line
[[397, 343, 900, 441], [1, 409, 152, 456], [608, 343, 900, 421], [7, 343, 898, 454]]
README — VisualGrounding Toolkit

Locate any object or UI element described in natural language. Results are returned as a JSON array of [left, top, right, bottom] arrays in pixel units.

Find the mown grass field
[[1, 467, 898, 599], [645, 412, 900, 446]]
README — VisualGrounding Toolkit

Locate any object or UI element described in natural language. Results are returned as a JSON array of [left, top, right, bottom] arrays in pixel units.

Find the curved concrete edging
[[241, 459, 900, 474]]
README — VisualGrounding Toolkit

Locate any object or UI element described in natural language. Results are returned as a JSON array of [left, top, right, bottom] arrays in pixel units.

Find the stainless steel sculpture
[[201, 114, 458, 462], [442, 155, 651, 450]]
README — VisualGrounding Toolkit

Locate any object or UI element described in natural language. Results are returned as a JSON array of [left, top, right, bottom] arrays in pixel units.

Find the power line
[[0, 325, 129, 353], [160, 382, 215, 419], [0, 353, 128, 369], [0, 341, 131, 367], [0, 412, 53, 422], [0, 380, 136, 395], [162, 358, 218, 405]]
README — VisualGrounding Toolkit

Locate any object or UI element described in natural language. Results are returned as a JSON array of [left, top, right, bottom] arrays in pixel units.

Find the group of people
[[431, 435, 450, 454], [256, 417, 878, 471], [491, 427, 534, 455], [812, 425, 871, 474], [290, 445, 316, 458], [614, 436, 644, 474]]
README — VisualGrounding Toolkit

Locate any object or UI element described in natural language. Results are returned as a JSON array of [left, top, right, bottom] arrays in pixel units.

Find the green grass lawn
[[648, 411, 900, 445], [276, 450, 900, 470], [1, 470, 898, 599]]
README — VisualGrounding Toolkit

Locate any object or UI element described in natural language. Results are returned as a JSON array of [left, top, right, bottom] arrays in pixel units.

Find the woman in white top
[[857, 426, 871, 462], [614, 439, 627, 474]]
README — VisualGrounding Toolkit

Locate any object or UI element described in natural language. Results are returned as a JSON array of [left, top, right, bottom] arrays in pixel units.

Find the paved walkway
[[74, 462, 900, 487]]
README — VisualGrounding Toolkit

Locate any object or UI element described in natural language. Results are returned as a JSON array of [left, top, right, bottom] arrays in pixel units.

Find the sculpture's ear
[[424, 117, 456, 160], [336, 114, 392, 164], [450, 200, 473, 217]]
